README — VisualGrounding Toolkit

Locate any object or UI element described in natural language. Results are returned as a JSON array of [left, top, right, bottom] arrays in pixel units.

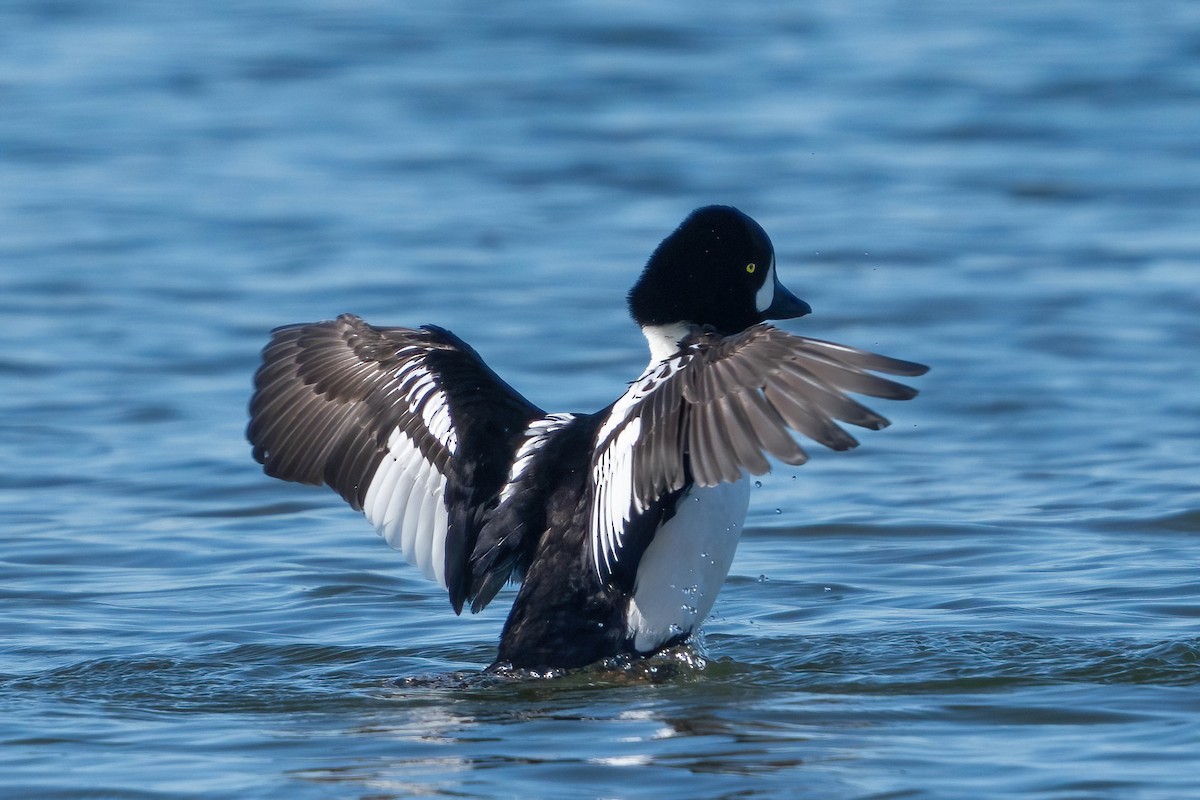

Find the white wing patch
[[500, 413, 577, 505], [363, 425, 451, 587], [595, 354, 692, 447], [589, 350, 698, 578], [401, 359, 458, 454], [590, 416, 642, 577], [361, 357, 456, 588]]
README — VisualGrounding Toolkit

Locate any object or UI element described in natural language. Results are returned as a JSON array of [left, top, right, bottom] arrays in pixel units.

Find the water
[[2, 1, 1198, 797]]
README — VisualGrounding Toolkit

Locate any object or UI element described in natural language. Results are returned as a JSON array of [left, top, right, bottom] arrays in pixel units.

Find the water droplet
[[754, 480, 762, 489], [681, 605, 697, 615], [774, 508, 782, 514]]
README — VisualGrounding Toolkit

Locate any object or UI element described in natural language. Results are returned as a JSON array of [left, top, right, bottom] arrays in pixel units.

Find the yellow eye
[[746, 262, 756, 274]]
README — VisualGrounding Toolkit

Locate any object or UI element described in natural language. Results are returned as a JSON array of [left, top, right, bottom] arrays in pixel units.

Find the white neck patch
[[641, 322, 691, 365], [754, 259, 776, 314]]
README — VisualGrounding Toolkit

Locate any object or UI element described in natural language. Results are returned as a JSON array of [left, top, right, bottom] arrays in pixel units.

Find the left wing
[[247, 314, 541, 612], [590, 323, 928, 579]]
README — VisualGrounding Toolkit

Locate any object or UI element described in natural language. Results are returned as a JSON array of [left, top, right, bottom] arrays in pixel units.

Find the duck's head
[[628, 206, 810, 359]]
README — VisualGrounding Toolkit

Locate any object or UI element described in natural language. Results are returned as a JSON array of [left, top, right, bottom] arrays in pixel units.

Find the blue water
[[2, 1, 1199, 798]]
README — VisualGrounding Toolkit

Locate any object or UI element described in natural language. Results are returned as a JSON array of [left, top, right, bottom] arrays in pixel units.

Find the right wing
[[589, 323, 928, 580]]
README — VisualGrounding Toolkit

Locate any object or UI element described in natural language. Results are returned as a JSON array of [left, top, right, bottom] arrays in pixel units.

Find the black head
[[627, 206, 810, 334]]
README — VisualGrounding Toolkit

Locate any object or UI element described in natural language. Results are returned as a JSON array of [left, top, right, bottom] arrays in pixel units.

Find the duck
[[247, 205, 927, 670]]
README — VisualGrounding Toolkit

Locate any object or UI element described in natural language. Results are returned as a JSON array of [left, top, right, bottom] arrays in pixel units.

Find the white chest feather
[[625, 477, 752, 653]]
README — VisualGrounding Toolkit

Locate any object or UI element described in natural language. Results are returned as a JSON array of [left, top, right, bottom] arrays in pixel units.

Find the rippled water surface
[[2, 2, 1199, 798]]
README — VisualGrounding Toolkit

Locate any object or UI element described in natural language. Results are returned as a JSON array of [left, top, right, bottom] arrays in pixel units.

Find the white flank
[[625, 477, 751, 653]]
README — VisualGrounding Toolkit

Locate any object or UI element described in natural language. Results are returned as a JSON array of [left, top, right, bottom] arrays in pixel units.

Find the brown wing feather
[[589, 323, 927, 574], [248, 315, 454, 507]]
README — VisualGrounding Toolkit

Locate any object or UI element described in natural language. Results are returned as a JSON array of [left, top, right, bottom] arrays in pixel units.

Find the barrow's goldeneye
[[247, 206, 927, 669]]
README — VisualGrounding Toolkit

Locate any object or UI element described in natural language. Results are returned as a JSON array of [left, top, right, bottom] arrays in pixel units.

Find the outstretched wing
[[590, 324, 928, 578], [247, 314, 541, 611]]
